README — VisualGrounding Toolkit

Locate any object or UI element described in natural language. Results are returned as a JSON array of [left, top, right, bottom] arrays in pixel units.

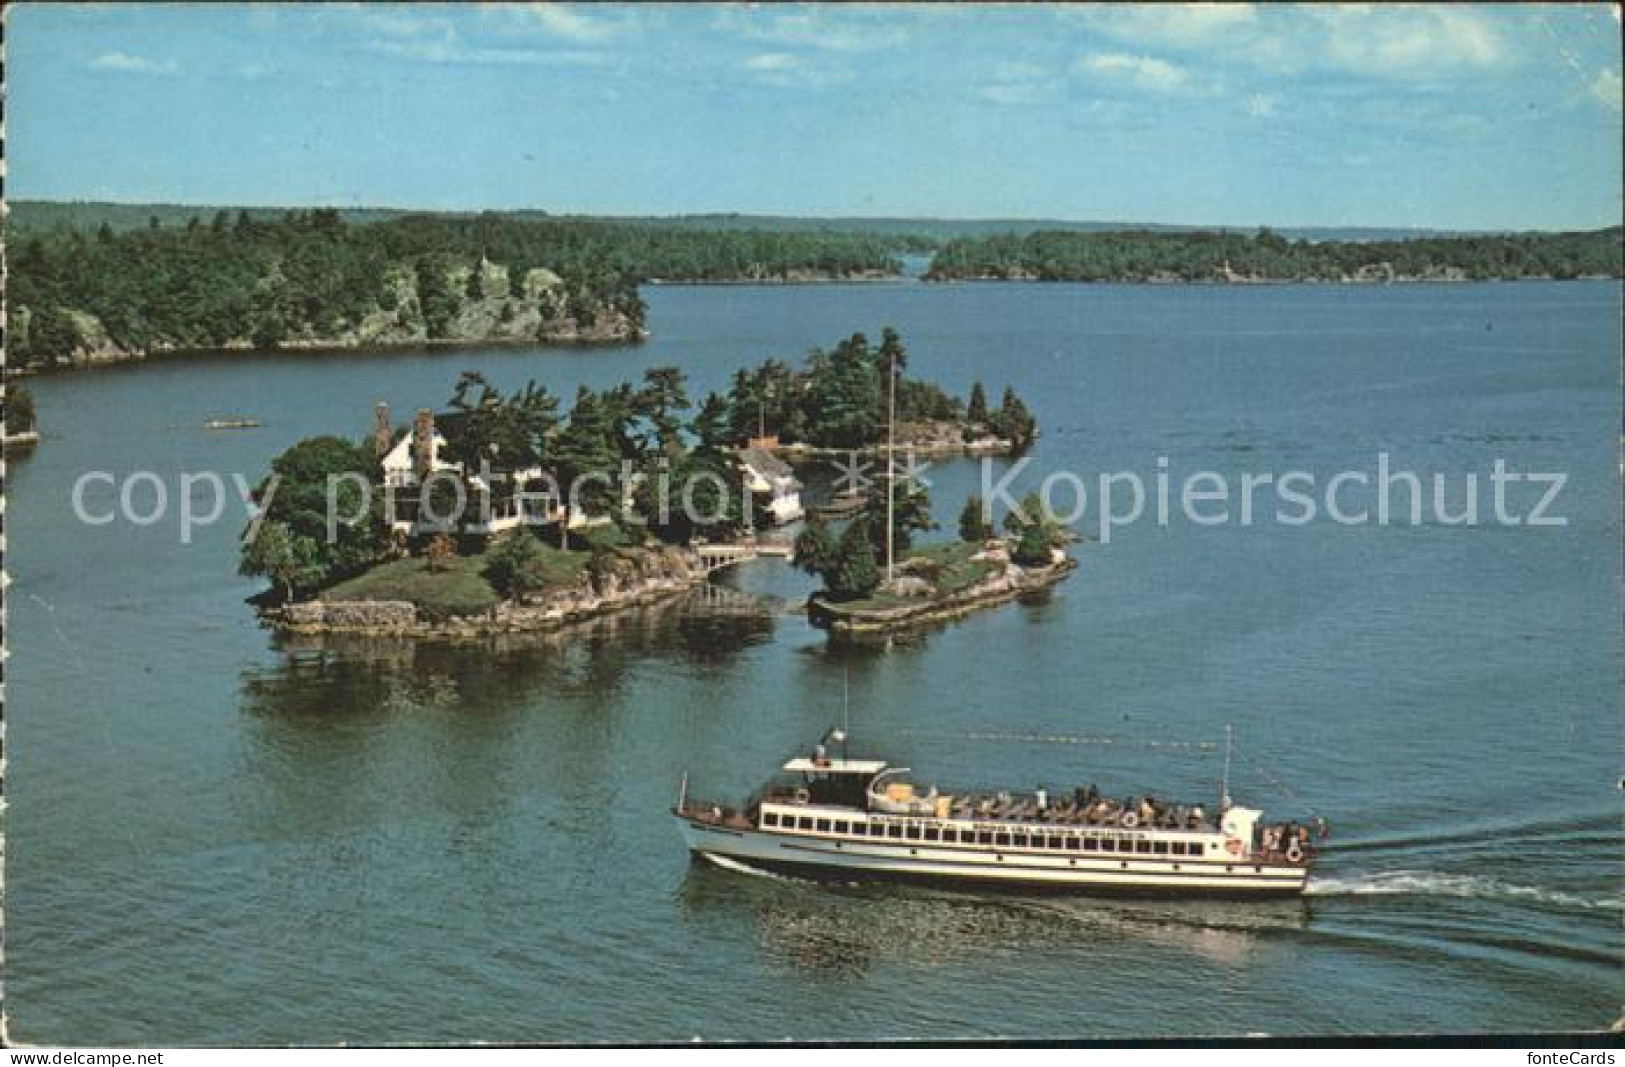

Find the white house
[[738, 446, 804, 525], [373, 403, 604, 538]]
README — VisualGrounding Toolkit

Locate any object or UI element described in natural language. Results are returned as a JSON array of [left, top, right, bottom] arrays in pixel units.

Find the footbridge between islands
[[694, 539, 795, 575]]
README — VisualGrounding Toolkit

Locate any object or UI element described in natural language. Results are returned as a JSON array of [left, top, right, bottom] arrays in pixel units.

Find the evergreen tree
[[827, 520, 881, 600], [967, 381, 989, 424], [553, 387, 621, 546], [958, 493, 992, 543], [792, 518, 838, 577], [860, 474, 935, 554], [483, 527, 551, 601]]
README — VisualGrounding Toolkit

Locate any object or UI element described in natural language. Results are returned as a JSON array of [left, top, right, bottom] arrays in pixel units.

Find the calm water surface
[[7, 281, 1621, 1042]]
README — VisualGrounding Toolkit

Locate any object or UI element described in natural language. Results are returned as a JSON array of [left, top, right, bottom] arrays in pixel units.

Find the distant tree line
[[925, 226, 1625, 283], [5, 210, 925, 367]]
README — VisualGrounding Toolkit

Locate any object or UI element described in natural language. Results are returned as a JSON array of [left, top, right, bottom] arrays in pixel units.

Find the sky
[[7, 2, 1622, 229]]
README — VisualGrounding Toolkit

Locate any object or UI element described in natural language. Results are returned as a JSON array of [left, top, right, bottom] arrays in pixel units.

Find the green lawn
[[324, 535, 593, 619], [820, 539, 1000, 614]]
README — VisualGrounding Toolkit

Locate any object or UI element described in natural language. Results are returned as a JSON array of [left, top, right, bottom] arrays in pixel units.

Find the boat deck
[[762, 787, 1219, 833]]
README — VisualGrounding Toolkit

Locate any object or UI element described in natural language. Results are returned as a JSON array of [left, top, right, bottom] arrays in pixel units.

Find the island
[[241, 328, 1056, 639], [4, 206, 930, 370], [3, 383, 39, 448], [925, 226, 1624, 283]]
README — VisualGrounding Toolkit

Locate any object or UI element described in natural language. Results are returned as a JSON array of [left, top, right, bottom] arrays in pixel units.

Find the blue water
[[5, 281, 1620, 1042]]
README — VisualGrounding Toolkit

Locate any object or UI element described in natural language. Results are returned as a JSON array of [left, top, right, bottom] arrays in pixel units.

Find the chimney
[[373, 402, 392, 460], [413, 408, 435, 480]]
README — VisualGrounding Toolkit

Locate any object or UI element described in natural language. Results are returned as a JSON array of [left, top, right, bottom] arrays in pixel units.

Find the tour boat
[[675, 729, 1325, 897]]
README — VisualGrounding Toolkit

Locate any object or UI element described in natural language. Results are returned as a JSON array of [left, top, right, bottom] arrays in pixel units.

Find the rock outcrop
[[269, 545, 703, 638]]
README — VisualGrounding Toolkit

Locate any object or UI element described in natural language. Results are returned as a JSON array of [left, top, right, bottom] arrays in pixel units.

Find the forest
[[5, 210, 925, 368], [925, 226, 1625, 283]]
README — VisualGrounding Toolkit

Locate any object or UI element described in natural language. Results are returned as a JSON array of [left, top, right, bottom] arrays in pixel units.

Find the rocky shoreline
[[808, 555, 1077, 637], [265, 545, 706, 639]]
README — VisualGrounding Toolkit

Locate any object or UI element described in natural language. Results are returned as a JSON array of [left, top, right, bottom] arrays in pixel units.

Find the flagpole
[[885, 346, 896, 585]]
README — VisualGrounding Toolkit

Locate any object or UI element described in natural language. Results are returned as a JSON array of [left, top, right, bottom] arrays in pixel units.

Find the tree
[[639, 366, 691, 459], [793, 518, 838, 577], [553, 387, 621, 547], [7, 384, 37, 435], [827, 520, 881, 600], [246, 435, 387, 590], [1012, 522, 1054, 566], [690, 392, 737, 451], [483, 528, 551, 601], [425, 533, 457, 572], [991, 386, 1037, 452], [958, 493, 992, 543], [967, 381, 989, 424], [860, 473, 935, 555], [1003, 491, 1067, 566], [239, 520, 323, 601]]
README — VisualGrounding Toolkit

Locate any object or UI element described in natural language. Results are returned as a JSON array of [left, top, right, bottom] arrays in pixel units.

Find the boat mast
[[1219, 724, 1233, 813], [884, 344, 897, 585], [841, 666, 852, 761]]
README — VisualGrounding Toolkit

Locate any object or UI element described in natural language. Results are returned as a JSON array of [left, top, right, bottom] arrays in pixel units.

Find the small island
[[240, 328, 1054, 638], [3, 383, 40, 448], [795, 488, 1076, 638]]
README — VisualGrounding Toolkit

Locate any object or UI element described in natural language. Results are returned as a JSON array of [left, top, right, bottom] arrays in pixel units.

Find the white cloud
[[976, 62, 1056, 107], [519, 4, 625, 44], [1076, 52, 1193, 94], [1076, 4, 1516, 82], [87, 51, 180, 76], [355, 8, 608, 68], [367, 35, 605, 67], [1077, 2, 1260, 50], [1310, 6, 1511, 78], [1592, 68, 1622, 113], [714, 7, 909, 53], [740, 51, 847, 89]]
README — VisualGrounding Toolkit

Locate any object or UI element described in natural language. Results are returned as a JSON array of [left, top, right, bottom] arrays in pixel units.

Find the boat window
[[1083, 837, 1099, 852], [994, 832, 1012, 847], [1169, 841, 1185, 856], [762, 812, 778, 827], [815, 818, 831, 833], [1153, 841, 1169, 855], [1100, 838, 1116, 853], [1009, 832, 1026, 848], [924, 827, 941, 842], [977, 830, 995, 845], [833, 820, 849, 835], [1048, 835, 1065, 850], [869, 822, 885, 837], [887, 824, 904, 839], [798, 817, 813, 831], [1135, 840, 1152, 854], [1065, 837, 1081, 851], [906, 825, 923, 841]]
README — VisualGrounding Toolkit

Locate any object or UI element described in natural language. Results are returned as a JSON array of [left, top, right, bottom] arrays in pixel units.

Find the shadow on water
[[238, 588, 782, 720], [676, 857, 1309, 978]]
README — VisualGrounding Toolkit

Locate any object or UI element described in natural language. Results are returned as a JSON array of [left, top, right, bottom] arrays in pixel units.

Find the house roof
[[739, 447, 794, 479]]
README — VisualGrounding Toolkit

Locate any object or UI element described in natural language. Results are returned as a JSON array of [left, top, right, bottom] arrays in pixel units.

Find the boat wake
[[699, 852, 800, 883], [1306, 870, 1623, 912]]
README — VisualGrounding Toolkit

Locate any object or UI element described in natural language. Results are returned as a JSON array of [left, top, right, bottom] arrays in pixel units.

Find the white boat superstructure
[[675, 730, 1324, 897]]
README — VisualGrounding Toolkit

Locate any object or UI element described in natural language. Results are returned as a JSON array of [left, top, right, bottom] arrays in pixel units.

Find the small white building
[[739, 446, 804, 525], [374, 403, 602, 538]]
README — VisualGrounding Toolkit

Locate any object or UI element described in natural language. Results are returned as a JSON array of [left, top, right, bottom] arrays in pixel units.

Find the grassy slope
[[322, 532, 607, 618], [819, 540, 1000, 615]]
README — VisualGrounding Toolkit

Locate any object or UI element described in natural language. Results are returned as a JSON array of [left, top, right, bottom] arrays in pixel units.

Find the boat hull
[[677, 815, 1309, 898]]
